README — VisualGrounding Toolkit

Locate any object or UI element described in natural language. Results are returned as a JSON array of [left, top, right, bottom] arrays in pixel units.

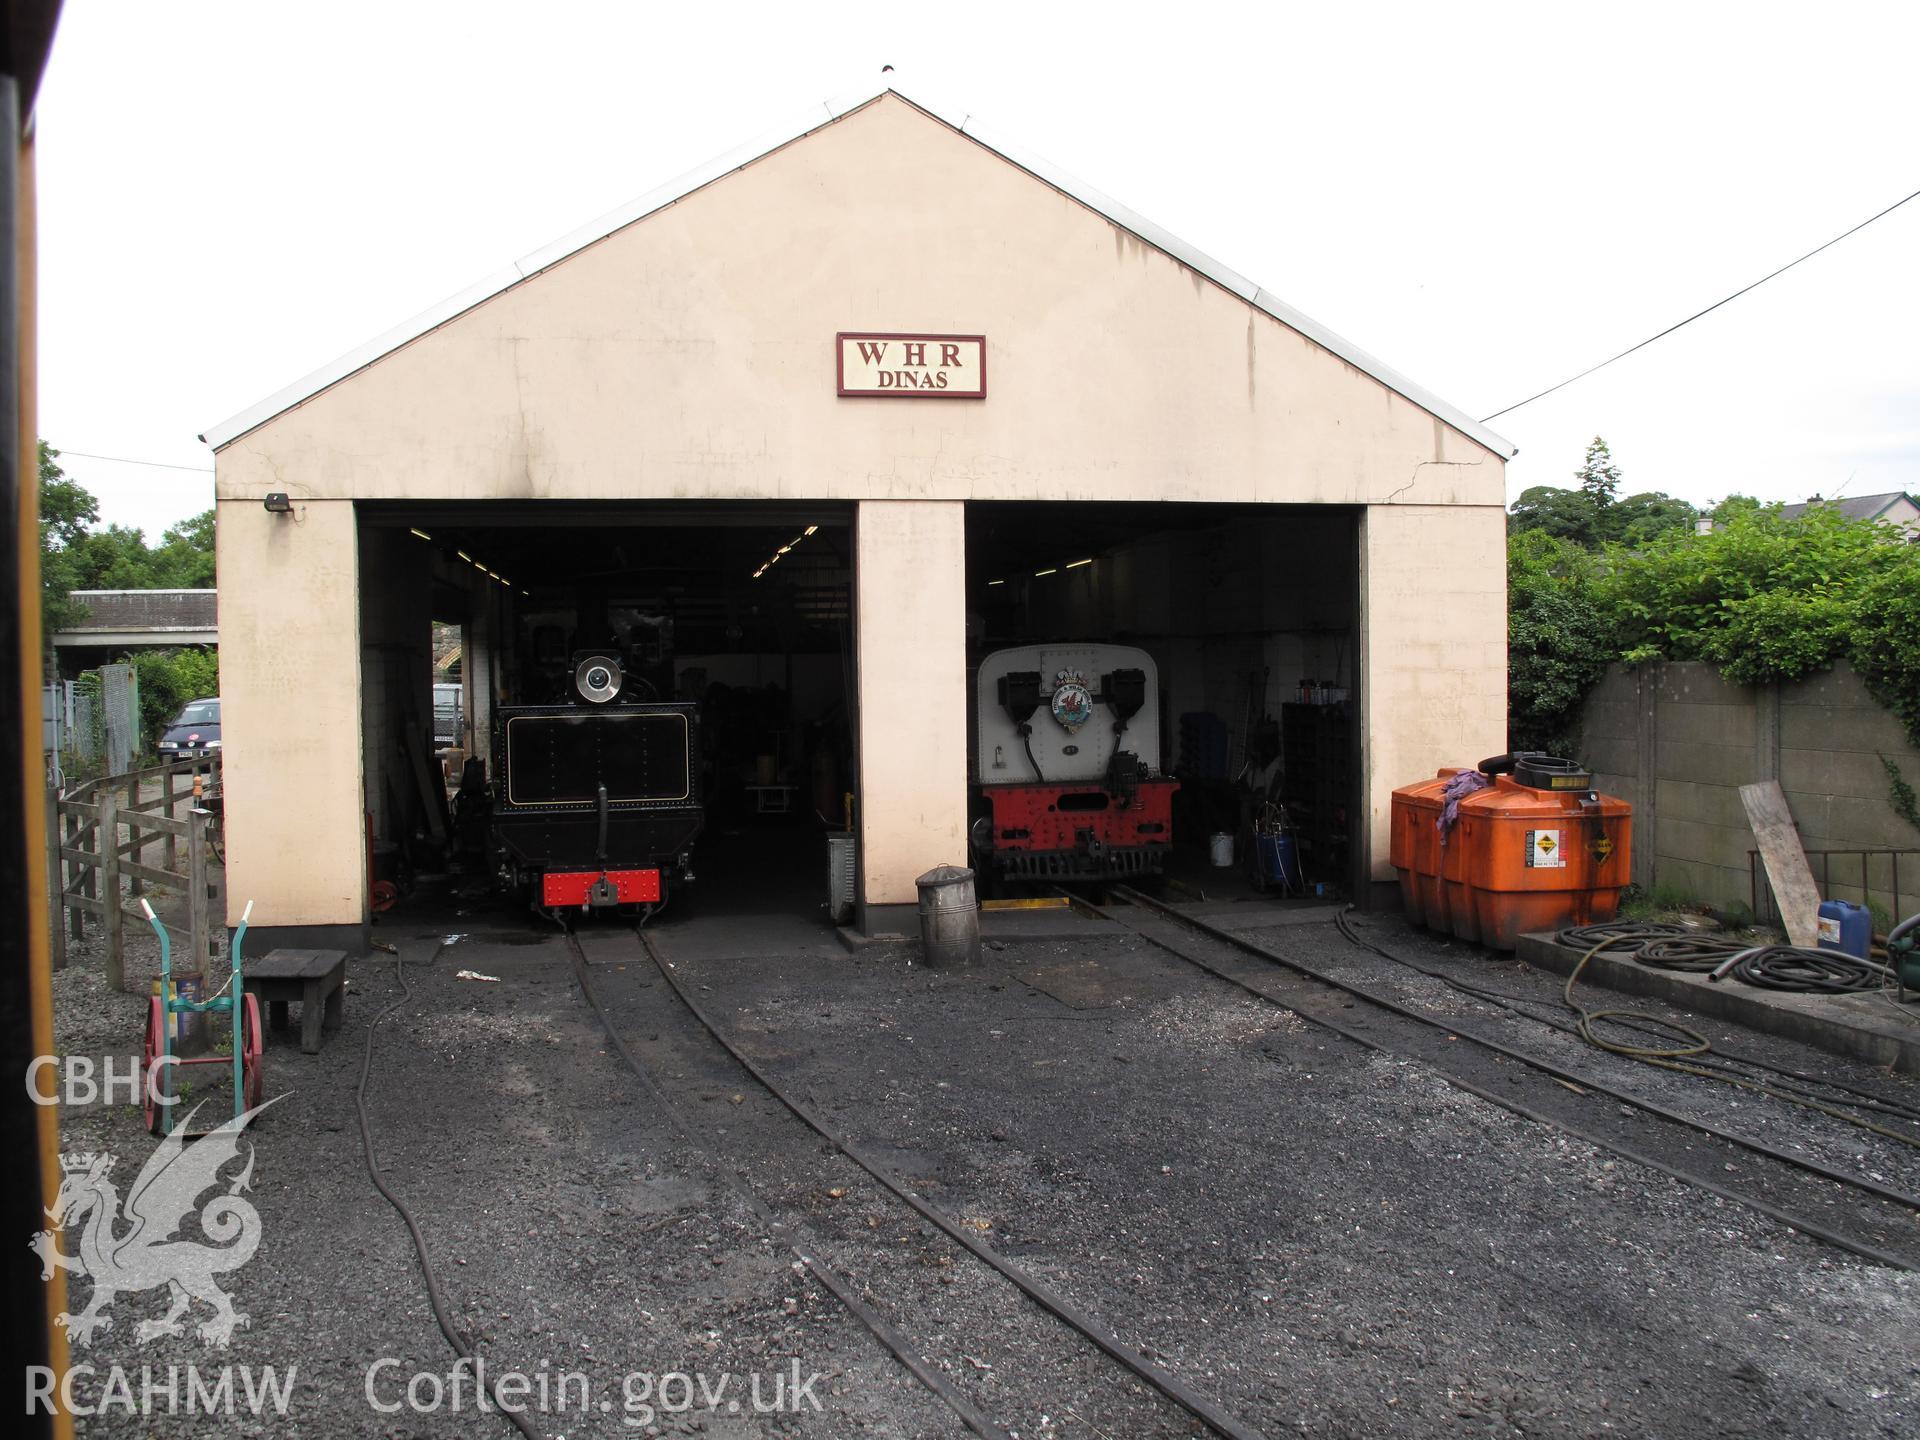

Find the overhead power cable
[[52, 448, 213, 473], [1481, 182, 1920, 423]]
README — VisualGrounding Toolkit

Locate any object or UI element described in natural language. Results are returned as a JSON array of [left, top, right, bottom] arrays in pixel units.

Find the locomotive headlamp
[[573, 653, 624, 705], [1103, 668, 1147, 722], [998, 672, 1042, 728]]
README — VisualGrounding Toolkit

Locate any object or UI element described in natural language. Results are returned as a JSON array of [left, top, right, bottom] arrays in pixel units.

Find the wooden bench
[[243, 949, 347, 1054]]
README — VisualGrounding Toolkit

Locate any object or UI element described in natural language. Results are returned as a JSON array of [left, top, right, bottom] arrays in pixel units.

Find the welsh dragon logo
[[31, 1100, 279, 1348]]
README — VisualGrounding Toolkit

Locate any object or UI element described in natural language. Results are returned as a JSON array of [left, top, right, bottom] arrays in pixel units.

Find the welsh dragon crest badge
[[1049, 669, 1095, 734], [32, 1099, 280, 1348]]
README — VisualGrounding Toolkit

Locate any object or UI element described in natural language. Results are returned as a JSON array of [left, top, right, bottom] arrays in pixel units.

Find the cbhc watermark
[[25, 1055, 179, 1108]]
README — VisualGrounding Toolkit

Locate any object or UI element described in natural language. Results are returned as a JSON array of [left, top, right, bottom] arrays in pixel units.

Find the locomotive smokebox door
[[573, 652, 624, 705]]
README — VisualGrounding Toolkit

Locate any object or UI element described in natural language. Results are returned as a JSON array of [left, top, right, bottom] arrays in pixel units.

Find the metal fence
[[48, 754, 223, 990], [1749, 846, 1917, 942], [41, 663, 140, 781], [100, 663, 139, 774]]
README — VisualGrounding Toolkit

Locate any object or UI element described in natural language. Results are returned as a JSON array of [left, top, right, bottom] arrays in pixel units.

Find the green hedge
[[1509, 504, 1920, 752], [129, 648, 220, 751]]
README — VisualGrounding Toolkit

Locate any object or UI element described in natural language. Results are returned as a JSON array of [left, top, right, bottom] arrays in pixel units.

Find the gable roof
[[201, 83, 1514, 459], [1778, 491, 1919, 523]]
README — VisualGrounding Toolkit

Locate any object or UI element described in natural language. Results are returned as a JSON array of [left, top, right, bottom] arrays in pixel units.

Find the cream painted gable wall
[[211, 93, 1512, 931], [214, 94, 1502, 508]]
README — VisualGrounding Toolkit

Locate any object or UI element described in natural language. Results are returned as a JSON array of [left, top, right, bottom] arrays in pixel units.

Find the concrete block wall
[[1576, 659, 1920, 925]]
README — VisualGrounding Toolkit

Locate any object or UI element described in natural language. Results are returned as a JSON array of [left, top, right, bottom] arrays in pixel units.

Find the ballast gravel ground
[[42, 890, 1920, 1438]]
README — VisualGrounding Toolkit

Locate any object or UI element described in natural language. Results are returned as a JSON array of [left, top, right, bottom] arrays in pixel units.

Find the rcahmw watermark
[[25, 1364, 296, 1417]]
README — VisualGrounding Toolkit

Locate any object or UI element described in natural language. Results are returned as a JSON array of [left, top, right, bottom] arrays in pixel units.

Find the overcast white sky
[[33, 1, 1920, 540]]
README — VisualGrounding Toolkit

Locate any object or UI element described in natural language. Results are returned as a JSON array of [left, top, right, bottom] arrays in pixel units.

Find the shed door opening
[[965, 501, 1360, 900], [358, 502, 854, 922]]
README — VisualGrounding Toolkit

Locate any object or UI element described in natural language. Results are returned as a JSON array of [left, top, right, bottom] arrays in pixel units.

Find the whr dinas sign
[[837, 332, 985, 398]]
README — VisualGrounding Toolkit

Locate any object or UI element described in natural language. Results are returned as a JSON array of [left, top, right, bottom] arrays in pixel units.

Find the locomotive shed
[[201, 82, 1512, 954]]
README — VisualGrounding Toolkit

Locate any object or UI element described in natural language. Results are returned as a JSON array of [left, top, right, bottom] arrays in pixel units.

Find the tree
[[71, 522, 168, 589], [1605, 490, 1698, 546], [1575, 436, 1621, 508], [152, 511, 216, 587], [37, 446, 218, 674], [1508, 483, 1602, 542], [38, 443, 96, 660], [1510, 437, 1696, 547], [1506, 529, 1613, 752]]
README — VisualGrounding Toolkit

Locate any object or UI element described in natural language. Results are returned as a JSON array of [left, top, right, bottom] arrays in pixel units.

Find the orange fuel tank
[[1390, 757, 1632, 951]]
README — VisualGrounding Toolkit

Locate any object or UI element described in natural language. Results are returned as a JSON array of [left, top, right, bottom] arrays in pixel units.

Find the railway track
[[560, 921, 1275, 1440], [1083, 884, 1920, 1273]]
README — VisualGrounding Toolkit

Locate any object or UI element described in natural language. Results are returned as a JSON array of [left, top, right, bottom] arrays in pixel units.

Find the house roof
[[1778, 491, 1919, 523], [201, 83, 1515, 459]]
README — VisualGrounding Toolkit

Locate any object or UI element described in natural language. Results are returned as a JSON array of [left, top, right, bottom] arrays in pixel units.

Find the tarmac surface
[[43, 882, 1920, 1438]]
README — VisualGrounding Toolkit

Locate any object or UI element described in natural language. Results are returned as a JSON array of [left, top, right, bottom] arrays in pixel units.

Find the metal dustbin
[[916, 864, 980, 968]]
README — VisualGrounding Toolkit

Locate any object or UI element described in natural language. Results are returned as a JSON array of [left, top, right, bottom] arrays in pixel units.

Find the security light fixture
[[263, 492, 293, 514]]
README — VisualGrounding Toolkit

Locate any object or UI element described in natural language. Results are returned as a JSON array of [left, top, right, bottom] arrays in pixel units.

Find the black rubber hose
[[1346, 917, 1920, 1125], [1555, 921, 1686, 954], [1720, 946, 1892, 993], [1355, 916, 1920, 1144], [1633, 935, 1751, 972], [355, 943, 541, 1439], [1021, 726, 1045, 784], [1123, 900, 1920, 1266]]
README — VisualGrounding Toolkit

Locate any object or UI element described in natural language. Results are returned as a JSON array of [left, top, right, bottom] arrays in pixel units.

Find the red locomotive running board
[[541, 869, 662, 907]]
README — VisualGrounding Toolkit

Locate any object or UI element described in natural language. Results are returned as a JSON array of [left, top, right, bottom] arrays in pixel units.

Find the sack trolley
[[138, 898, 265, 1135]]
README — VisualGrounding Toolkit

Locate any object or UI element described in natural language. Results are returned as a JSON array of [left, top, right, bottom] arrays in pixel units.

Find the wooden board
[[404, 722, 450, 845], [1740, 780, 1820, 947]]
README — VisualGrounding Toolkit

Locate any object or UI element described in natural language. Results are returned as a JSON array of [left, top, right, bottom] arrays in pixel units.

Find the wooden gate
[[47, 755, 224, 990]]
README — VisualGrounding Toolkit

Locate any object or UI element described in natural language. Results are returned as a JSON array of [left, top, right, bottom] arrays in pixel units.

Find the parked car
[[433, 682, 463, 751], [157, 697, 221, 758]]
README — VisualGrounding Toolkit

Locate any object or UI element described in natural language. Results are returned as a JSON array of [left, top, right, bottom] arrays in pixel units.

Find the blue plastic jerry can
[[1816, 899, 1872, 959]]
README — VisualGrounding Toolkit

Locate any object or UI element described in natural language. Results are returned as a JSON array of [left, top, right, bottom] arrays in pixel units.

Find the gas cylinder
[[1390, 754, 1632, 951]]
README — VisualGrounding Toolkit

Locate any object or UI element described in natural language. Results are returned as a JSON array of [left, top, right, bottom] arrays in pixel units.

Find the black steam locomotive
[[484, 650, 703, 918]]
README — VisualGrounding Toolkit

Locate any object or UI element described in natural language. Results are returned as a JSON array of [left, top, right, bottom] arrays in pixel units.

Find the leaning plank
[[1740, 780, 1821, 948], [404, 722, 450, 844]]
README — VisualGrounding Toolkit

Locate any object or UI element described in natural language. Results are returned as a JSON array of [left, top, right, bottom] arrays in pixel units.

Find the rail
[[1093, 883, 1920, 1270], [47, 754, 224, 991]]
